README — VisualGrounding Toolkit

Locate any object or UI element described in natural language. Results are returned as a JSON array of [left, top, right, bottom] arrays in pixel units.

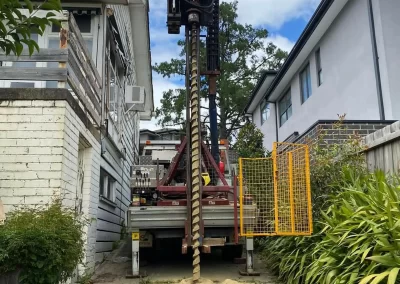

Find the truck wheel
[[222, 244, 243, 260]]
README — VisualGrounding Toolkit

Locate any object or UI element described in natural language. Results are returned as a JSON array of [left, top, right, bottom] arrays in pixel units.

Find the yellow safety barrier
[[239, 142, 312, 236]]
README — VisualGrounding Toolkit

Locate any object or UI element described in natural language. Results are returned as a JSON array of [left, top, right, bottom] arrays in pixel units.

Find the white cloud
[[268, 34, 295, 52], [225, 0, 320, 28]]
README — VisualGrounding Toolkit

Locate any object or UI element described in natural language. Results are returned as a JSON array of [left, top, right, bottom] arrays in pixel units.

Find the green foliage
[[153, 0, 287, 139], [0, 0, 61, 55], [0, 200, 87, 283], [234, 122, 268, 158]]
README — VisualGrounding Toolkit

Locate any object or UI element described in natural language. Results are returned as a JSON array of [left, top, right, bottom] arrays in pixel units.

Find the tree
[[0, 0, 61, 56], [233, 122, 267, 158], [153, 0, 287, 140]]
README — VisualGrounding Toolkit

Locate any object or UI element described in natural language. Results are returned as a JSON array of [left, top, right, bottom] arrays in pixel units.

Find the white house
[[244, 0, 399, 151], [0, 0, 153, 276]]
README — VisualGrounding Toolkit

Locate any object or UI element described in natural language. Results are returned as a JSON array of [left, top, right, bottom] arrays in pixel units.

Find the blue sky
[[141, 0, 321, 130]]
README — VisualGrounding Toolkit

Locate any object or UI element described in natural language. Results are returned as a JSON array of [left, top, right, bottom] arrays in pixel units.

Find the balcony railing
[[0, 12, 102, 127]]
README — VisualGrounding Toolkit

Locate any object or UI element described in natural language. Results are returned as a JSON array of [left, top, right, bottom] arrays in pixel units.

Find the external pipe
[[367, 0, 385, 120]]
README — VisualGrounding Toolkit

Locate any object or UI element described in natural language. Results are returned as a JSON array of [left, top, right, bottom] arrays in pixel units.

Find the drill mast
[[167, 0, 220, 281]]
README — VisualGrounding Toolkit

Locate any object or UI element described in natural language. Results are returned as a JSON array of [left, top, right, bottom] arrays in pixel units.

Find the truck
[[128, 138, 243, 261]]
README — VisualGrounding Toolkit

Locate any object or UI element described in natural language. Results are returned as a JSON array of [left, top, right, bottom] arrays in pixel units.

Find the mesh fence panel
[[239, 142, 312, 236]]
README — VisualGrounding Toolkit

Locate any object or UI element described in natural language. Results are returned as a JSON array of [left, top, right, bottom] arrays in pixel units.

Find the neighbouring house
[[244, 0, 399, 151], [0, 0, 153, 277]]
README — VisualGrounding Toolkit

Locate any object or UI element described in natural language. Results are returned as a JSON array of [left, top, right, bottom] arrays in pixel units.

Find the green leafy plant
[[234, 122, 268, 158], [0, 0, 61, 55], [306, 170, 400, 284], [0, 200, 88, 283]]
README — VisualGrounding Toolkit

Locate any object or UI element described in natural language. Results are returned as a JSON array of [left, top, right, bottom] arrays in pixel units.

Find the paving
[[91, 240, 277, 284]]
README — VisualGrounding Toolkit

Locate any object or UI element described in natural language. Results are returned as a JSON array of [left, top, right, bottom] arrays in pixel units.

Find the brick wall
[[289, 120, 396, 146], [0, 99, 101, 273]]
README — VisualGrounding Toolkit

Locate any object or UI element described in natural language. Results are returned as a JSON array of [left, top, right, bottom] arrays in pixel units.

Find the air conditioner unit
[[125, 85, 146, 112]]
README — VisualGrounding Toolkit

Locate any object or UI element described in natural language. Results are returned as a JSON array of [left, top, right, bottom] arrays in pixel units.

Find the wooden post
[[58, 11, 69, 89]]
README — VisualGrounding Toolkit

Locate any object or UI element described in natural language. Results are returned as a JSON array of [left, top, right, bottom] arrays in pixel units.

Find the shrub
[[305, 170, 400, 284], [0, 200, 87, 284]]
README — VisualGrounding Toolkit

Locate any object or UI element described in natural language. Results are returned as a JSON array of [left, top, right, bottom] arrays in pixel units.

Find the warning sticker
[[132, 232, 140, 240]]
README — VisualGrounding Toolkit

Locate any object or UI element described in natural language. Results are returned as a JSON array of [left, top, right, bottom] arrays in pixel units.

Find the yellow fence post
[[305, 146, 313, 234], [239, 158, 244, 236], [288, 151, 295, 234], [272, 142, 279, 234]]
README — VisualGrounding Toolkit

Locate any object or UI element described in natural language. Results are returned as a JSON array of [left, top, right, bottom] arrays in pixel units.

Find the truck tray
[[127, 205, 256, 229]]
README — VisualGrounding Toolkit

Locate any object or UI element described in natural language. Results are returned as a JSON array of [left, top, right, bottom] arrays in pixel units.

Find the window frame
[[260, 99, 270, 125], [315, 48, 323, 86], [278, 89, 292, 126], [100, 168, 116, 202], [300, 63, 312, 104]]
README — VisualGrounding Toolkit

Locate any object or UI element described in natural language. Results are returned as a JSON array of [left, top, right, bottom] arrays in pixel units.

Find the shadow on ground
[[92, 239, 277, 284]]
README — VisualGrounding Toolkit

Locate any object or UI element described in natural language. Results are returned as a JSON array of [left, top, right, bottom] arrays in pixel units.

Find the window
[[260, 99, 270, 125], [279, 90, 292, 126], [47, 15, 96, 88], [316, 48, 323, 86], [100, 169, 116, 202], [300, 63, 312, 103]]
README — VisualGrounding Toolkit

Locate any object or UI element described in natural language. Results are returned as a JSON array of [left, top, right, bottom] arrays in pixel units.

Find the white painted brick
[[0, 139, 17, 147], [13, 155, 40, 163], [28, 147, 52, 155], [16, 139, 41, 147], [0, 147, 29, 155], [50, 163, 63, 171], [24, 180, 49, 188], [51, 147, 64, 155], [52, 131, 65, 139], [24, 196, 50, 205], [10, 101, 32, 107], [13, 172, 38, 180], [14, 188, 36, 196], [0, 132, 6, 139], [37, 171, 61, 179], [17, 123, 42, 131], [0, 163, 28, 171], [38, 155, 62, 163], [1, 196, 24, 205], [7, 131, 54, 139], [0, 180, 25, 187], [0, 123, 18, 130], [26, 163, 51, 171], [42, 123, 64, 131], [32, 101, 56, 107], [36, 187, 60, 196], [20, 108, 42, 115], [30, 115, 64, 123], [49, 179, 62, 187], [0, 172, 14, 179], [0, 101, 10, 107], [43, 108, 65, 115], [55, 101, 67, 107], [0, 188, 14, 196], [0, 108, 19, 115], [39, 139, 64, 147], [6, 115, 31, 123], [0, 115, 6, 122]]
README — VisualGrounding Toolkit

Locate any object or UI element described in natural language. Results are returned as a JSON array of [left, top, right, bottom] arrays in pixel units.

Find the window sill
[[99, 195, 117, 208]]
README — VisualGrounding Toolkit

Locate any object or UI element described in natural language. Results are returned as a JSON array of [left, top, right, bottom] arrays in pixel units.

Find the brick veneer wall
[[287, 120, 397, 146]]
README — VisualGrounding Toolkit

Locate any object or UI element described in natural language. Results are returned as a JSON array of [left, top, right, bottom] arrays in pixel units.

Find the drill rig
[[167, 0, 222, 280], [127, 0, 249, 281]]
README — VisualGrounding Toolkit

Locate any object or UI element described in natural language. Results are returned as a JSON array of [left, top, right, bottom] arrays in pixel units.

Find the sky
[[140, 0, 321, 130]]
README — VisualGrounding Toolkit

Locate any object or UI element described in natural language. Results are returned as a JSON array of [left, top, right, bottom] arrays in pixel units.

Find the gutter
[[367, 0, 385, 120]]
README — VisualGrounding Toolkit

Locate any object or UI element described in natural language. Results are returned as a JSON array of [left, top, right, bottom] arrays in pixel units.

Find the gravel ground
[[91, 240, 277, 284]]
